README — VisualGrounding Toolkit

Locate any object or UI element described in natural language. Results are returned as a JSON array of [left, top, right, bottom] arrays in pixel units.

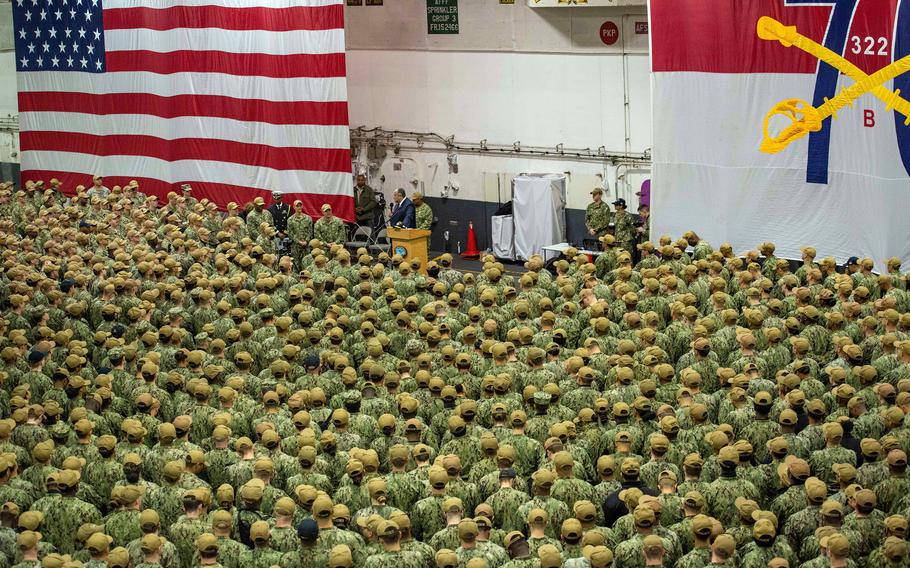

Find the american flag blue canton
[[12, 0, 106, 73]]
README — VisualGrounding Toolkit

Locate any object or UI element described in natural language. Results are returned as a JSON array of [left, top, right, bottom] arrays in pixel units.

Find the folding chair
[[346, 225, 372, 250], [368, 227, 390, 254]]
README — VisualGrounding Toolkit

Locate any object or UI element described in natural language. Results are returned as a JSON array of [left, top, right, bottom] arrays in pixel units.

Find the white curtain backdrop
[[511, 174, 567, 261]]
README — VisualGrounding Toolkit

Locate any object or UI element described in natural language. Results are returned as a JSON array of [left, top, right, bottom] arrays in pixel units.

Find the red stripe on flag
[[103, 4, 345, 32], [19, 170, 356, 221], [20, 132, 352, 173], [106, 50, 346, 79], [18, 92, 349, 126], [650, 0, 834, 73]]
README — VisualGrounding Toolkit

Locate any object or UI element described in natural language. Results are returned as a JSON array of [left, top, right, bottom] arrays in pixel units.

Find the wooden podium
[[387, 228, 432, 274]]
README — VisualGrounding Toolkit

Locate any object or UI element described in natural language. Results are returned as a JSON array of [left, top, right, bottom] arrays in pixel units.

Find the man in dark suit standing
[[267, 192, 291, 236], [267, 192, 290, 254], [388, 188, 416, 229], [354, 174, 379, 227]]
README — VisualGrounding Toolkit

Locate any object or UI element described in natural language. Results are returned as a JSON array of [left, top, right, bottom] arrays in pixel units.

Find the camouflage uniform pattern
[[415, 203, 433, 231], [0, 181, 904, 568], [314, 215, 346, 244], [585, 201, 611, 237]]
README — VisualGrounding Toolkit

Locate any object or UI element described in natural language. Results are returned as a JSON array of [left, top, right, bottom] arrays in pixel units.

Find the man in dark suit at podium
[[388, 188, 416, 228]]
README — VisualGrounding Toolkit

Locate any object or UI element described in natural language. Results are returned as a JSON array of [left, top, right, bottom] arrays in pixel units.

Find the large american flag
[[13, 0, 354, 219]]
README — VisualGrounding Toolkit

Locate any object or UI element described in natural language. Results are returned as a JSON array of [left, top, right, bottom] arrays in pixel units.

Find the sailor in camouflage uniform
[[1, 178, 910, 568], [314, 204, 347, 245], [585, 189, 611, 240]]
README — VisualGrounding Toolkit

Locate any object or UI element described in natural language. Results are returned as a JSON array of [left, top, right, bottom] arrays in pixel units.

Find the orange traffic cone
[[462, 221, 480, 259]]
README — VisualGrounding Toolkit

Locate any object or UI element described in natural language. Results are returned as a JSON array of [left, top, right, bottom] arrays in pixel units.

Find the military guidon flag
[[650, 0, 910, 268]]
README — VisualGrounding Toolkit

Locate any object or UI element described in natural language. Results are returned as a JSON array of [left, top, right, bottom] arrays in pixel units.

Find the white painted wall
[[345, 0, 649, 55], [347, 50, 651, 157], [346, 47, 654, 210], [0, 51, 17, 165], [0, 51, 16, 118], [344, 0, 652, 210], [0, 0, 18, 166]]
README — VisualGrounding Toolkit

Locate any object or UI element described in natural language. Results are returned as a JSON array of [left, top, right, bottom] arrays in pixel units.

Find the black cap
[[297, 519, 319, 540], [60, 279, 75, 292], [612, 198, 627, 207], [27, 350, 47, 364], [499, 467, 517, 480], [847, 256, 859, 266], [303, 355, 320, 369]]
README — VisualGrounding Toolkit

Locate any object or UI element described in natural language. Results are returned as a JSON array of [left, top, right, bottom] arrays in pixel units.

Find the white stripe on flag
[[104, 28, 345, 56], [653, 73, 908, 178], [17, 72, 348, 102], [105, 0, 343, 8], [22, 151, 353, 195], [20, 112, 352, 150]]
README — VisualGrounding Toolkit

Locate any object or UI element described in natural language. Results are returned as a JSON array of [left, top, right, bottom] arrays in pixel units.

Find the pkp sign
[[599, 21, 619, 46]]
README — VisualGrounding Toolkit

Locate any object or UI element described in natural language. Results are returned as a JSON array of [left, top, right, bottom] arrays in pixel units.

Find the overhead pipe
[[350, 127, 651, 165]]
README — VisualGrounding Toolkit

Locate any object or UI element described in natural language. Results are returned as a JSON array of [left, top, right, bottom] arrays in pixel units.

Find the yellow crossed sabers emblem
[[757, 16, 910, 154]]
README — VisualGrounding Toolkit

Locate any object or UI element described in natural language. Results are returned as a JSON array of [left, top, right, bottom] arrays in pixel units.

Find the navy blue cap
[[59, 279, 75, 293], [612, 198, 627, 207], [297, 519, 319, 540], [846, 256, 860, 266], [27, 350, 47, 364], [110, 324, 126, 339], [303, 355, 320, 369], [499, 467, 517, 480]]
